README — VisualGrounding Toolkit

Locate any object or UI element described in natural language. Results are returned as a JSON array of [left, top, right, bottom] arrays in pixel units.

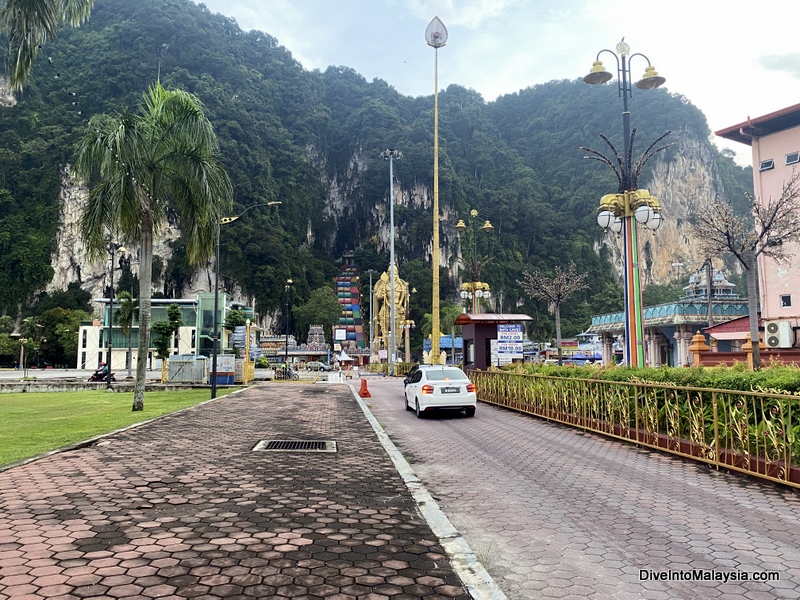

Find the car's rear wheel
[[465, 406, 476, 417], [415, 399, 424, 419]]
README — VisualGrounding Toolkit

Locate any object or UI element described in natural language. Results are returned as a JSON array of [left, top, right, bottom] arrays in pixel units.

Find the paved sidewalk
[[0, 384, 471, 599]]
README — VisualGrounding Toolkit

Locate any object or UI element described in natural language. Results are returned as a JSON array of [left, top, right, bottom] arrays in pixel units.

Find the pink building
[[716, 105, 800, 350]]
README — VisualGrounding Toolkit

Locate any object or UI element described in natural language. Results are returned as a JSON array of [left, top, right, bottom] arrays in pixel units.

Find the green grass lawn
[[0, 388, 239, 468]]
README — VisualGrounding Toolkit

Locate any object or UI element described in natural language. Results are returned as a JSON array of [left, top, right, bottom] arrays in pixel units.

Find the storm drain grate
[[252, 439, 337, 453]]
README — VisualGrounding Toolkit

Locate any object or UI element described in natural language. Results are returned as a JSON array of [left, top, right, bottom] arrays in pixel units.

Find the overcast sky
[[193, 0, 800, 166]]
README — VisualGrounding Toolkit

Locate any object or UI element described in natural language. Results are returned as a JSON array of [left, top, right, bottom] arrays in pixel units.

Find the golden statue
[[373, 265, 409, 353]]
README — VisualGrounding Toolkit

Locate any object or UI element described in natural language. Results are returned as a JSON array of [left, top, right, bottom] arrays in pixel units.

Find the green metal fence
[[470, 370, 800, 489]]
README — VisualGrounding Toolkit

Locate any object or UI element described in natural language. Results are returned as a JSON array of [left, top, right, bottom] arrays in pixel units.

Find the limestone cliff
[[47, 127, 736, 315]]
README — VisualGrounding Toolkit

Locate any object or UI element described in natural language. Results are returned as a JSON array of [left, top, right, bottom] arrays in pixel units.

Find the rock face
[[48, 166, 183, 301], [47, 127, 736, 310], [0, 77, 16, 107]]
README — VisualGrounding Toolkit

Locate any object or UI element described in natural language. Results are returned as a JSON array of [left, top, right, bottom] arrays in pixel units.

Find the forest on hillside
[[0, 0, 754, 363]]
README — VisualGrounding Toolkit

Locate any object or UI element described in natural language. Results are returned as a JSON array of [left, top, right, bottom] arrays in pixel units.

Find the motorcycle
[[89, 370, 116, 382], [274, 367, 299, 381]]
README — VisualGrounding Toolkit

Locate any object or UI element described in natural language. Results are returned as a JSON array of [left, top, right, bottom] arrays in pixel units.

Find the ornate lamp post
[[425, 16, 447, 365], [380, 149, 402, 375], [211, 201, 281, 398], [106, 242, 126, 388], [582, 39, 668, 367], [455, 209, 494, 314], [284, 278, 293, 368]]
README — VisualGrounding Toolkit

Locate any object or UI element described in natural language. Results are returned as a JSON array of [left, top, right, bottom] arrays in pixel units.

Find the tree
[[518, 263, 588, 365], [0, 0, 94, 90], [224, 309, 246, 332], [418, 302, 462, 364], [439, 303, 462, 366], [151, 322, 173, 361], [292, 286, 342, 343], [0, 315, 13, 334], [75, 83, 232, 411], [690, 171, 800, 369], [115, 291, 137, 378], [38, 307, 89, 367], [151, 302, 182, 361]]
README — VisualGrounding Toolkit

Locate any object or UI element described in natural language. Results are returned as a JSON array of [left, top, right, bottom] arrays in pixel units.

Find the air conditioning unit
[[765, 320, 795, 349]]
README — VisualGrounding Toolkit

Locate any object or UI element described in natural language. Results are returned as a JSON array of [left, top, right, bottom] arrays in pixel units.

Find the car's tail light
[[466, 383, 476, 393], [421, 384, 434, 394]]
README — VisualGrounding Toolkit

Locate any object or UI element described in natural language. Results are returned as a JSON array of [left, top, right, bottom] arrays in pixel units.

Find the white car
[[404, 366, 477, 418]]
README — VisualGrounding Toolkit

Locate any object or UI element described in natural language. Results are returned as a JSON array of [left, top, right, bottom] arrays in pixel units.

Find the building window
[[759, 159, 775, 171], [786, 152, 800, 166], [82, 329, 87, 348], [781, 294, 792, 308], [191, 330, 196, 348]]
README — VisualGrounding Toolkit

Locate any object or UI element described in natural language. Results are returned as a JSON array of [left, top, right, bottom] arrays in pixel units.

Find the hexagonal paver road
[[0, 384, 469, 600], [363, 377, 800, 600]]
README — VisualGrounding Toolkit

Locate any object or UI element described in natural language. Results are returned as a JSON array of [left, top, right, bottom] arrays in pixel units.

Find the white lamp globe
[[648, 211, 663, 231], [634, 204, 653, 225], [597, 210, 615, 229]]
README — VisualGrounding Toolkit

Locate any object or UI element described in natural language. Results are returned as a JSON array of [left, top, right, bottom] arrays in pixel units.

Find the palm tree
[[115, 291, 137, 379], [420, 302, 462, 365], [75, 82, 232, 411], [1, 0, 94, 91], [439, 304, 463, 366]]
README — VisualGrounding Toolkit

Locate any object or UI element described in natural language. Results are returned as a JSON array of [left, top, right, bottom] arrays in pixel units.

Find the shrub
[[516, 362, 800, 393]]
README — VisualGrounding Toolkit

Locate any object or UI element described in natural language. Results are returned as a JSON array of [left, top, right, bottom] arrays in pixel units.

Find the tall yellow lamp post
[[425, 16, 447, 365], [582, 39, 668, 367]]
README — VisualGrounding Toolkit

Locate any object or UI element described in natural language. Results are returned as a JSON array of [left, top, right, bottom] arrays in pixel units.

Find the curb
[[351, 385, 509, 600]]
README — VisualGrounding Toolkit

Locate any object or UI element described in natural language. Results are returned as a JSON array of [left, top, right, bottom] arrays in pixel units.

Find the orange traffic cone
[[359, 378, 371, 398]]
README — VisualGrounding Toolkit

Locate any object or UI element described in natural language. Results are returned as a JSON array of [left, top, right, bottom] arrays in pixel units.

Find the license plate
[[441, 386, 460, 393]]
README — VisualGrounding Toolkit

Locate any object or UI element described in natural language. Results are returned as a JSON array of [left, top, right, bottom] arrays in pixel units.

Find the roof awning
[[454, 313, 533, 326]]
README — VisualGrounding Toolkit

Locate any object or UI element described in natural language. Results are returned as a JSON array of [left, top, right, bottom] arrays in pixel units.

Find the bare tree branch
[[517, 263, 588, 365], [691, 169, 800, 267], [517, 263, 589, 305]]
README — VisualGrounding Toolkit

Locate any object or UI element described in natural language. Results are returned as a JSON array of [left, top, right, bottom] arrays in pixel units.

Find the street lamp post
[[17, 337, 25, 373], [583, 39, 667, 367], [211, 201, 281, 398], [455, 209, 493, 314], [426, 16, 447, 365], [284, 278, 293, 369], [380, 149, 402, 376], [106, 242, 126, 389], [403, 287, 416, 363]]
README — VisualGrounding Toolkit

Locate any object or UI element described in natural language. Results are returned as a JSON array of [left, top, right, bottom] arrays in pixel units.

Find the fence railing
[[470, 370, 800, 489], [363, 362, 414, 376]]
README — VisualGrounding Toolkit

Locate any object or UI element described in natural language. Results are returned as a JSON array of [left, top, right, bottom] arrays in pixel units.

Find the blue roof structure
[[422, 336, 462, 351]]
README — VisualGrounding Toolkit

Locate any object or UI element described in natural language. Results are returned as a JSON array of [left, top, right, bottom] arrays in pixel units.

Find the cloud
[[761, 54, 800, 78]]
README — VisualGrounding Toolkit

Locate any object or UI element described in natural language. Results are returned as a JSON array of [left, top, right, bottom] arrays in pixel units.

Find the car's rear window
[[425, 369, 467, 381]]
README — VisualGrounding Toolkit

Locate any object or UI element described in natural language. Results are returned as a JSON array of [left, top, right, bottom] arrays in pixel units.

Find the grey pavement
[[363, 377, 800, 600], [0, 382, 471, 599]]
